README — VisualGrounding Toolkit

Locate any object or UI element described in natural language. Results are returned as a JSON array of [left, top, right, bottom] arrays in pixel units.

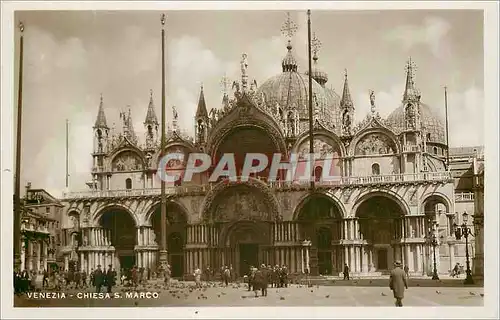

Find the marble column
[[416, 244, 422, 274], [64, 255, 69, 271], [300, 248, 304, 273], [36, 241, 41, 271], [20, 239, 26, 271], [305, 247, 310, 271], [449, 244, 455, 274], [111, 252, 115, 268]]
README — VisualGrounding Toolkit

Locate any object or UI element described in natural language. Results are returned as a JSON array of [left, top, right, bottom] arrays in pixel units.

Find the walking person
[[389, 261, 408, 307], [223, 266, 230, 287], [42, 269, 49, 288], [194, 266, 202, 288], [259, 264, 269, 297], [93, 265, 104, 293], [404, 265, 409, 279], [164, 264, 171, 288], [343, 263, 350, 280]]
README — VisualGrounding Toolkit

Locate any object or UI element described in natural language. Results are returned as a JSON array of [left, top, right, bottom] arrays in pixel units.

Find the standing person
[[223, 266, 230, 286], [404, 265, 409, 279], [259, 264, 269, 297], [389, 261, 408, 307], [252, 267, 263, 298], [42, 269, 49, 288], [193, 266, 202, 288], [81, 270, 87, 288], [343, 263, 350, 280], [93, 265, 104, 293], [105, 265, 115, 293], [164, 264, 172, 288]]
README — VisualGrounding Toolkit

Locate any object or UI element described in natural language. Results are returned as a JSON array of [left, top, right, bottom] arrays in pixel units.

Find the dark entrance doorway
[[239, 243, 259, 276], [119, 255, 135, 270], [168, 232, 184, 278], [377, 248, 388, 270]]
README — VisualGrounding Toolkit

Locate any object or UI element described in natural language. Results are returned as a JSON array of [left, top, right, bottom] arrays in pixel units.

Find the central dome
[[256, 42, 330, 120]]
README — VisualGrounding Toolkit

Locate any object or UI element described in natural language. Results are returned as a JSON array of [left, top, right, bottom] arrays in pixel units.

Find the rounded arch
[[349, 128, 401, 156], [200, 178, 280, 222], [109, 146, 146, 166], [151, 141, 197, 170], [352, 190, 410, 217], [93, 204, 138, 227], [421, 192, 452, 215], [292, 192, 346, 220], [207, 120, 287, 160], [292, 130, 346, 157], [145, 199, 189, 226]]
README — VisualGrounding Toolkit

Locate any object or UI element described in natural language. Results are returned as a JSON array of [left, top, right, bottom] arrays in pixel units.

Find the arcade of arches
[[66, 192, 452, 277]]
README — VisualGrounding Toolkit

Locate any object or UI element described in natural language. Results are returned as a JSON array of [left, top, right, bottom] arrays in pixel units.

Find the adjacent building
[[20, 183, 64, 272]]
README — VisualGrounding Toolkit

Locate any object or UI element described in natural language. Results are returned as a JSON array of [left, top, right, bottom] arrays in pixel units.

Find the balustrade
[[455, 192, 474, 202], [63, 172, 452, 199]]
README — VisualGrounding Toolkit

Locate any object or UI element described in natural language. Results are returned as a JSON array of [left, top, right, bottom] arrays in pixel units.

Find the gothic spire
[[94, 94, 108, 129], [403, 57, 421, 102], [144, 89, 159, 125], [196, 84, 208, 119], [340, 69, 354, 109]]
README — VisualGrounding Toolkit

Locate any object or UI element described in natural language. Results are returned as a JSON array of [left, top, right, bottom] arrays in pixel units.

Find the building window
[[314, 166, 323, 182], [433, 147, 438, 155], [46, 207, 50, 213], [426, 133, 431, 141], [371, 163, 380, 175], [126, 178, 132, 190]]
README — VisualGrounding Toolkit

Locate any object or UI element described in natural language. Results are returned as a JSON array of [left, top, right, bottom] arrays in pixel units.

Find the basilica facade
[[60, 40, 476, 279]]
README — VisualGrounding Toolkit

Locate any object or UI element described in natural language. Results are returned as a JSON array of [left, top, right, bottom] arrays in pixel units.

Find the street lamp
[[427, 221, 440, 280], [454, 211, 475, 285]]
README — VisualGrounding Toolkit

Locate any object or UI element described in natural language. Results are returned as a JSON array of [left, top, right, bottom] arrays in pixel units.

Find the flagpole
[[444, 86, 450, 169], [66, 119, 69, 188], [159, 13, 168, 268], [14, 22, 25, 271], [307, 10, 315, 190]]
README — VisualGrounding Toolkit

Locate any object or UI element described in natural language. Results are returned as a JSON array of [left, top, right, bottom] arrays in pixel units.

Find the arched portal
[[296, 194, 343, 276], [223, 221, 272, 277], [214, 126, 280, 180], [150, 201, 187, 277], [356, 196, 404, 271], [99, 208, 137, 271]]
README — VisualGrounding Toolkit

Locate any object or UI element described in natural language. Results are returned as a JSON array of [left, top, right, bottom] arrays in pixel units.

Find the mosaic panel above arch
[[297, 135, 342, 160], [354, 133, 397, 156], [112, 151, 144, 172]]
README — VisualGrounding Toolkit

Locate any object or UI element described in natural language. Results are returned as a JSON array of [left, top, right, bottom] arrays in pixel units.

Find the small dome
[[386, 103, 446, 144], [305, 54, 328, 86], [257, 43, 329, 119]]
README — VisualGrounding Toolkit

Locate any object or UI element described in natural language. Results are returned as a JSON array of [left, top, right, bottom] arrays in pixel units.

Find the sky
[[12, 10, 484, 197]]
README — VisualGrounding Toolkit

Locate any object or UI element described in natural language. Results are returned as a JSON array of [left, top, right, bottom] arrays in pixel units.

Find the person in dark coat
[[389, 261, 408, 307], [259, 264, 269, 297], [343, 263, 350, 280], [105, 265, 115, 293], [252, 267, 264, 297], [93, 265, 104, 293]]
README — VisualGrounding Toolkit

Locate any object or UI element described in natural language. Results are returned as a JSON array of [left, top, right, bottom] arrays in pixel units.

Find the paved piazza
[[14, 281, 484, 307]]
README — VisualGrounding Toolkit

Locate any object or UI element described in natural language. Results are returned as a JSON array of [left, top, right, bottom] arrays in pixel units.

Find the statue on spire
[[240, 53, 249, 92], [312, 32, 321, 57], [370, 90, 376, 115]]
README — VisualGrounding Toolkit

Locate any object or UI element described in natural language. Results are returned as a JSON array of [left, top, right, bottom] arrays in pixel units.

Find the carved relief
[[405, 103, 417, 129], [112, 151, 143, 171], [191, 198, 200, 215], [354, 133, 395, 155], [213, 187, 271, 221], [282, 196, 291, 211], [408, 190, 418, 206]]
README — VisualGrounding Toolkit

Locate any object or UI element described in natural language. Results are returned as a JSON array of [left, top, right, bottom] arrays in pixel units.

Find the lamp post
[[454, 211, 475, 285], [426, 219, 440, 280]]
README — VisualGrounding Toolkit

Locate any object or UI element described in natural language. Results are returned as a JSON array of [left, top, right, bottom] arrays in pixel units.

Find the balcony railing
[[455, 192, 475, 202], [21, 223, 50, 234], [403, 145, 421, 152], [63, 172, 452, 199]]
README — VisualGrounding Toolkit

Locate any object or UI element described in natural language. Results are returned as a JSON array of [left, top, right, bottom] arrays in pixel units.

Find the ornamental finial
[[161, 14, 166, 26], [281, 12, 298, 39], [19, 22, 24, 33], [312, 32, 321, 56]]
